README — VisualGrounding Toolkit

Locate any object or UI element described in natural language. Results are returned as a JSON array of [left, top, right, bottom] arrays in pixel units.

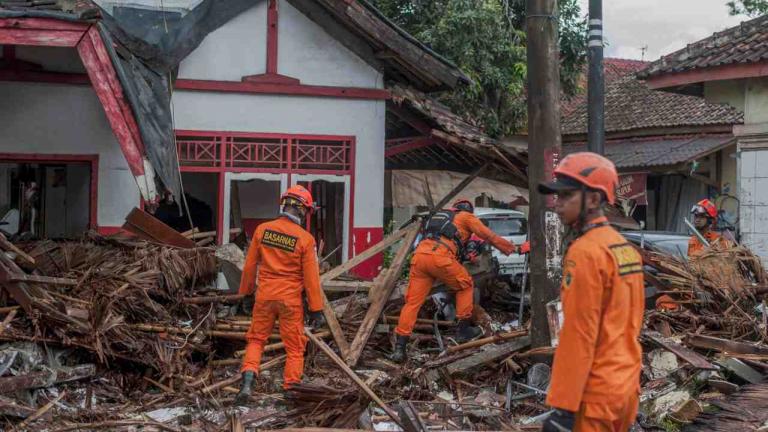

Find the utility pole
[[587, 0, 605, 154], [526, 0, 563, 348]]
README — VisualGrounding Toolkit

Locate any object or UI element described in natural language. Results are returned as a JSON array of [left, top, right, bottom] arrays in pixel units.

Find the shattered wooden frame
[[0, 18, 157, 202]]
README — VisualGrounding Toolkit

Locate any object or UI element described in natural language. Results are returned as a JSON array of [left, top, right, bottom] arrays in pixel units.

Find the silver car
[[475, 207, 528, 283]]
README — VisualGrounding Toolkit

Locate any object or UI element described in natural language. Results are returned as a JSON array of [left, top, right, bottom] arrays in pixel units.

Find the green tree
[[372, 0, 587, 137], [727, 0, 768, 16]]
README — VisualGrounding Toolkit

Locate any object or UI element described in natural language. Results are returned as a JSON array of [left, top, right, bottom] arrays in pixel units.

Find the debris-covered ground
[[0, 229, 766, 431]]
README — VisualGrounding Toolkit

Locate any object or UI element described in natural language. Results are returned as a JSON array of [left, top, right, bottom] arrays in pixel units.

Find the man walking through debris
[[235, 185, 325, 404], [538, 153, 644, 432], [389, 199, 529, 363], [688, 199, 725, 257]]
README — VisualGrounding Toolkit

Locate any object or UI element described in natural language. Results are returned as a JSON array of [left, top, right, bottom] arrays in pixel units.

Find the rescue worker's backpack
[[422, 210, 463, 255]]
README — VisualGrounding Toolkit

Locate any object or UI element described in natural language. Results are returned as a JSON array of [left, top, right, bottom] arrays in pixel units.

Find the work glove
[[307, 310, 326, 330], [515, 241, 531, 255], [542, 409, 575, 432], [239, 295, 255, 316]]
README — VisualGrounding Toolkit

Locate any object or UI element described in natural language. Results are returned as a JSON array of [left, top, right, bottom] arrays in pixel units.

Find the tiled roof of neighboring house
[[639, 14, 768, 79], [564, 134, 735, 169], [561, 58, 648, 118], [561, 73, 743, 136]]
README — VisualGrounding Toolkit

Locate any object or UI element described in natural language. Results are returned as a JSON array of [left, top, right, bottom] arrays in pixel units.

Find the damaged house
[[0, 0, 476, 278], [562, 58, 743, 232]]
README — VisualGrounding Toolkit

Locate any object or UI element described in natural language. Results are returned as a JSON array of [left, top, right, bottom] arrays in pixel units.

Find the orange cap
[[538, 152, 619, 204], [281, 185, 315, 211]]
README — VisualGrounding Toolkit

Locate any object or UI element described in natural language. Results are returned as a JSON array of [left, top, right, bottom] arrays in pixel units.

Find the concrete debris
[[649, 349, 679, 379], [651, 390, 691, 420]]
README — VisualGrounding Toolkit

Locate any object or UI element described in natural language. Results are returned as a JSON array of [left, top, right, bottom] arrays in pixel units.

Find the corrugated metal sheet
[[564, 135, 735, 169]]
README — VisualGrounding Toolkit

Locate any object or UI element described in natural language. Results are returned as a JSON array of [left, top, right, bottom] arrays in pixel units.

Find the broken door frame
[[0, 153, 98, 231], [222, 172, 288, 245], [291, 173, 351, 261]]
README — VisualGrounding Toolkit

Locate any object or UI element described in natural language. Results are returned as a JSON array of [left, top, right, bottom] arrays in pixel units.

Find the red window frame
[[175, 131, 356, 249], [0, 153, 99, 231]]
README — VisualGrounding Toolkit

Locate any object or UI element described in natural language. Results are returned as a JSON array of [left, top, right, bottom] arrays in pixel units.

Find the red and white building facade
[[0, 0, 466, 278]]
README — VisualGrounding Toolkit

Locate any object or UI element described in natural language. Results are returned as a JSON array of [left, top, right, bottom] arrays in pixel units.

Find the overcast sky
[[577, 0, 750, 61]]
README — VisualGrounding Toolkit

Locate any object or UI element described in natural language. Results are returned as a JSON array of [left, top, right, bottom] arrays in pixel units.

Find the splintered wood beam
[[0, 233, 35, 269], [0, 364, 95, 394], [304, 328, 404, 429], [321, 227, 412, 283], [122, 208, 196, 248], [320, 290, 350, 358], [344, 224, 420, 367]]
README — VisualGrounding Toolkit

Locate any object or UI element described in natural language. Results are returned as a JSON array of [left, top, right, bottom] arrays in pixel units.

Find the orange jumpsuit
[[687, 230, 723, 257], [239, 216, 322, 389], [546, 217, 644, 432], [395, 211, 515, 336]]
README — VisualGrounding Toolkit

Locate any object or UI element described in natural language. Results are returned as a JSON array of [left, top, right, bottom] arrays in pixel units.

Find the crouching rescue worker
[[389, 199, 529, 363], [688, 199, 723, 257], [235, 185, 325, 405], [538, 152, 644, 432]]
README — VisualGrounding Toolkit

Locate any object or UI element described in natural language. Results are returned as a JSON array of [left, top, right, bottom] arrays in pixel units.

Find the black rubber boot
[[234, 371, 255, 406], [456, 319, 482, 343], [388, 334, 409, 363]]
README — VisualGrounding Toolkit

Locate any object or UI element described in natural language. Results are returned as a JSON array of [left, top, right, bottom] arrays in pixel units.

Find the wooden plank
[[122, 208, 196, 248], [6, 274, 77, 286], [323, 280, 373, 292], [445, 330, 528, 355], [345, 224, 420, 367], [0, 364, 95, 393], [0, 233, 35, 268], [646, 332, 717, 370], [445, 336, 530, 375], [304, 328, 404, 429], [0, 253, 34, 313], [320, 288, 350, 358], [182, 294, 244, 304], [685, 334, 768, 356], [320, 227, 410, 283]]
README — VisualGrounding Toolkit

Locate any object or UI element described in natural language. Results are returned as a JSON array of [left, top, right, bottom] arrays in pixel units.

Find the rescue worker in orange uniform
[[389, 199, 530, 363], [538, 152, 644, 432], [235, 185, 325, 405], [656, 199, 728, 312], [688, 199, 722, 257]]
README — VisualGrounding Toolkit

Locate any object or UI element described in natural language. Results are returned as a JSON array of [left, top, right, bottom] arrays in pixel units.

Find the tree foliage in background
[[727, 0, 768, 16], [371, 0, 587, 137]]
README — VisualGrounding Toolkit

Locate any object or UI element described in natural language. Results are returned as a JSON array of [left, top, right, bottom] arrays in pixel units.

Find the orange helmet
[[453, 199, 474, 213], [538, 152, 619, 204], [691, 199, 717, 219], [280, 185, 314, 212]]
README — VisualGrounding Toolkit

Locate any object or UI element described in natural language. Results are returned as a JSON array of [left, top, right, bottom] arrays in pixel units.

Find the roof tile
[[639, 14, 768, 79]]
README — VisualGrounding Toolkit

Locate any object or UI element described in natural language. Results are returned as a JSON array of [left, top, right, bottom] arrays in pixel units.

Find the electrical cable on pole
[[587, 0, 605, 155]]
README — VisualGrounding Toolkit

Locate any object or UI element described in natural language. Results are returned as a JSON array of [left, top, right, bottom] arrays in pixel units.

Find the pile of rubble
[[1, 213, 768, 431], [637, 243, 768, 431], [0, 224, 550, 431]]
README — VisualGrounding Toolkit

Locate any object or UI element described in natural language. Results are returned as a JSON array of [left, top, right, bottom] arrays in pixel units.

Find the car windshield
[[650, 239, 689, 258], [482, 217, 527, 236]]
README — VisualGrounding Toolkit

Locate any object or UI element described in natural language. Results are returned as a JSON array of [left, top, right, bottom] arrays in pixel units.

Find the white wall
[[0, 82, 140, 228], [177, 2, 267, 81], [172, 91, 386, 228], [177, 0, 383, 88], [738, 148, 768, 263]]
